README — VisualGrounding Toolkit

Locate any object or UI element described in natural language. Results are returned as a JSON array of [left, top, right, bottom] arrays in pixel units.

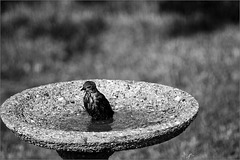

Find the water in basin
[[30, 104, 178, 132]]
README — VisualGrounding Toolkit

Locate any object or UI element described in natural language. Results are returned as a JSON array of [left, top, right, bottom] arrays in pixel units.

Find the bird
[[81, 81, 114, 121]]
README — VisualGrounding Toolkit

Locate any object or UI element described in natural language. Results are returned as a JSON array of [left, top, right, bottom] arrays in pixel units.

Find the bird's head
[[81, 81, 97, 93]]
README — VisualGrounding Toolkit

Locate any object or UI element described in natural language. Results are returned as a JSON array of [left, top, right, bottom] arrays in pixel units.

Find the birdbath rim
[[0, 79, 199, 153]]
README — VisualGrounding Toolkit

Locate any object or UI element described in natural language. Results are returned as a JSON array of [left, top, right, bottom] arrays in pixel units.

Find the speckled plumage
[[81, 81, 114, 120]]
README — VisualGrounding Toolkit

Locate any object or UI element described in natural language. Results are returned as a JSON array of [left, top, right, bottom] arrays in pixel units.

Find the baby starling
[[81, 81, 114, 121]]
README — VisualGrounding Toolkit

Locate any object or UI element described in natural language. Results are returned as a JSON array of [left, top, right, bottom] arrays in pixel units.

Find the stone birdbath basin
[[0, 79, 199, 159]]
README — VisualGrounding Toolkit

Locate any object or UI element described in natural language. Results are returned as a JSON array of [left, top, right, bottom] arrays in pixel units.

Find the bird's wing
[[96, 93, 113, 114], [93, 93, 102, 107], [95, 93, 107, 105]]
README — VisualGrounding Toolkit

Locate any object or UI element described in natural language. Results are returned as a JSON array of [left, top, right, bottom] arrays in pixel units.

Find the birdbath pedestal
[[0, 79, 199, 159]]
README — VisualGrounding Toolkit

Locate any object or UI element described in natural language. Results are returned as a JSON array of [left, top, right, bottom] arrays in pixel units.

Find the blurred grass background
[[0, 1, 239, 160]]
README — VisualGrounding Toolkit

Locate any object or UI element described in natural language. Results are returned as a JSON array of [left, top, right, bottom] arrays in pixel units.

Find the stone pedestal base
[[57, 150, 114, 160]]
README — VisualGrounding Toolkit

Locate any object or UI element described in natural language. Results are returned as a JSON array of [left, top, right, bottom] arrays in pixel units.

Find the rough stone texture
[[0, 79, 199, 154]]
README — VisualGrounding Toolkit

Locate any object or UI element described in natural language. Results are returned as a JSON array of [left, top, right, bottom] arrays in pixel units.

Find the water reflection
[[45, 106, 177, 132], [87, 118, 113, 132]]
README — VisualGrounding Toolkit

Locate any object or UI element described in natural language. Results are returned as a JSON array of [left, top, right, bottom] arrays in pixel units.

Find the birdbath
[[0, 79, 199, 159]]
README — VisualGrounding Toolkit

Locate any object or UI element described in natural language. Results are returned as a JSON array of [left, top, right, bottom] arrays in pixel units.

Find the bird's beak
[[81, 87, 85, 91]]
